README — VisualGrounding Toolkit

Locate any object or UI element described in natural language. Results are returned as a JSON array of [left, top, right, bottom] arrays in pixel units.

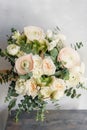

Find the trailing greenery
[[71, 42, 83, 50], [64, 87, 81, 98], [15, 95, 47, 122]]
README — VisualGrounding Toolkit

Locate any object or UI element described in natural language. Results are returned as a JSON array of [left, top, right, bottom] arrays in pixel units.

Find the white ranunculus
[[42, 57, 56, 75], [15, 79, 27, 95], [47, 40, 57, 51], [7, 44, 20, 56], [40, 87, 52, 99], [32, 55, 43, 78], [26, 78, 38, 98], [24, 26, 45, 41], [46, 29, 53, 39], [58, 47, 80, 69]]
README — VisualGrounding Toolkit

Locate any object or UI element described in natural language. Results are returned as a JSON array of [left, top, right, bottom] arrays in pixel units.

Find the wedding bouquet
[[0, 26, 86, 121]]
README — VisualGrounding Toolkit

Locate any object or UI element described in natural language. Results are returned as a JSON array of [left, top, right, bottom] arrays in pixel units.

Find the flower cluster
[[0, 26, 87, 121]]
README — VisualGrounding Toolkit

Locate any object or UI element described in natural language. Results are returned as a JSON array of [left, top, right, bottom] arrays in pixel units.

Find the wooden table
[[6, 110, 87, 130]]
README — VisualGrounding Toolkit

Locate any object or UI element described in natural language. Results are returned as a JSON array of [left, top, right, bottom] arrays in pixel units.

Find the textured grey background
[[0, 0, 87, 113]]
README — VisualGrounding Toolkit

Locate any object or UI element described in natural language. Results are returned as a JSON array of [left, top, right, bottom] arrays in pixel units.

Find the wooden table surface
[[6, 110, 87, 130]]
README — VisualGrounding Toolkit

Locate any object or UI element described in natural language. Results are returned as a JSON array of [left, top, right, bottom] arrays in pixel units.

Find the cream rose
[[42, 57, 56, 75], [32, 55, 43, 78], [24, 26, 45, 41], [26, 78, 38, 98], [15, 79, 27, 95], [7, 44, 20, 56], [58, 47, 80, 69], [50, 78, 65, 100], [15, 54, 33, 75], [40, 87, 52, 99]]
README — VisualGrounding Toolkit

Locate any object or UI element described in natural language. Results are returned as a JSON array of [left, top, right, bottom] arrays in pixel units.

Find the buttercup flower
[[42, 57, 56, 75], [24, 26, 45, 41], [15, 54, 33, 75], [15, 79, 27, 95], [58, 47, 80, 69], [26, 78, 38, 98], [7, 44, 20, 56]]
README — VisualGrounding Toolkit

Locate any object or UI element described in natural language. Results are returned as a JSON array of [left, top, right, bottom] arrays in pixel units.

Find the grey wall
[[0, 0, 87, 109]]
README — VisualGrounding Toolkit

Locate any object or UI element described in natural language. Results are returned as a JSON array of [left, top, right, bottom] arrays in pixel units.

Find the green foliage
[[53, 68, 69, 80], [14, 95, 47, 122], [19, 72, 33, 80], [5, 81, 18, 101], [76, 82, 87, 90], [50, 48, 58, 62], [71, 42, 83, 50], [8, 98, 17, 111], [64, 87, 81, 98], [40, 75, 53, 86]]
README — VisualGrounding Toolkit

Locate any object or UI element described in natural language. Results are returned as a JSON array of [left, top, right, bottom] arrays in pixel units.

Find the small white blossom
[[32, 55, 43, 78], [15, 79, 27, 95], [46, 29, 53, 39], [47, 40, 57, 51], [12, 31, 20, 40]]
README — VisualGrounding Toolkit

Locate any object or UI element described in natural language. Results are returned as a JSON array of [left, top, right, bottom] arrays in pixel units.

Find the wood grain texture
[[6, 110, 87, 130]]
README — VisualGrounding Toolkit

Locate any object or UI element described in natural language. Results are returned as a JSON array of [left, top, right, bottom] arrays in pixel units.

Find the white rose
[[51, 90, 64, 100], [50, 78, 65, 100], [26, 78, 38, 98], [32, 55, 43, 78], [24, 26, 45, 41], [42, 57, 56, 75], [46, 29, 53, 39], [15, 79, 27, 95], [7, 44, 20, 56], [40, 87, 52, 99], [47, 40, 57, 51]]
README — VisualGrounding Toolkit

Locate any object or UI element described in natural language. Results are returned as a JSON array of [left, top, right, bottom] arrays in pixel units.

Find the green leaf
[[76, 94, 81, 98], [8, 98, 17, 111], [40, 75, 53, 86], [19, 72, 33, 80], [50, 48, 58, 61]]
